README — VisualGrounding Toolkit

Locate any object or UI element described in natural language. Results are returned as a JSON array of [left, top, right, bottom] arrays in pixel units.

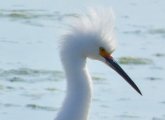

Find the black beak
[[104, 56, 142, 95]]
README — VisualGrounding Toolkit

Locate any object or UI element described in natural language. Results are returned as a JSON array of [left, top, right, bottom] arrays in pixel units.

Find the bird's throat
[[56, 57, 92, 120]]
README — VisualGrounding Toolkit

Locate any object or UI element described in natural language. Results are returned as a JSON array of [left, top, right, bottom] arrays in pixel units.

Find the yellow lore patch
[[99, 47, 110, 58]]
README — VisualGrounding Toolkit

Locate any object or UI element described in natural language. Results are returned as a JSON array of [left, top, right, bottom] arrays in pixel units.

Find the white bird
[[56, 8, 142, 120]]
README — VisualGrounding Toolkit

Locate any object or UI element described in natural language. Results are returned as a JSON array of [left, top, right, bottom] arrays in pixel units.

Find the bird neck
[[56, 56, 93, 120]]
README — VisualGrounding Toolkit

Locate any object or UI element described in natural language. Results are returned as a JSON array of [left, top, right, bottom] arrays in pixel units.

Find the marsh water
[[0, 0, 165, 120]]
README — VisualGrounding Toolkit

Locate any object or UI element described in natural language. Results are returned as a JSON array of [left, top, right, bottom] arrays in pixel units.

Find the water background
[[0, 0, 165, 120]]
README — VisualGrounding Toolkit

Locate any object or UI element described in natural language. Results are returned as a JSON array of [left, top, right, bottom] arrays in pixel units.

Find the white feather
[[60, 8, 116, 60], [57, 8, 117, 120]]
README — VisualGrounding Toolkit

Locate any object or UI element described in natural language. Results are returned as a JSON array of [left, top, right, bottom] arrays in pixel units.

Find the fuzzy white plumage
[[56, 8, 142, 120]]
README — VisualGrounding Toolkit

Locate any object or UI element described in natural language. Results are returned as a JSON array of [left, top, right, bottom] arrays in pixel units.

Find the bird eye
[[99, 47, 105, 51]]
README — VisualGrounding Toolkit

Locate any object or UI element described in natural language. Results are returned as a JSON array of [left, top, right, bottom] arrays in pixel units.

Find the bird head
[[60, 8, 142, 95]]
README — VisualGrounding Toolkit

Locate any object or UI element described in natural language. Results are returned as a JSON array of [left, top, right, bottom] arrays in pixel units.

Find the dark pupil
[[100, 47, 105, 51]]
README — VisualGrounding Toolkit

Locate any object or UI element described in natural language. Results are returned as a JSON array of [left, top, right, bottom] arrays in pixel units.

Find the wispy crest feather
[[70, 8, 115, 41], [60, 8, 116, 57]]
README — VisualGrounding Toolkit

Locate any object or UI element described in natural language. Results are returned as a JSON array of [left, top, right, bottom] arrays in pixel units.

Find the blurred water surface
[[0, 0, 165, 120]]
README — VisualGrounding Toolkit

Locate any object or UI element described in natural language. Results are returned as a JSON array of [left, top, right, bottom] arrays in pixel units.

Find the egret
[[56, 8, 142, 120]]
